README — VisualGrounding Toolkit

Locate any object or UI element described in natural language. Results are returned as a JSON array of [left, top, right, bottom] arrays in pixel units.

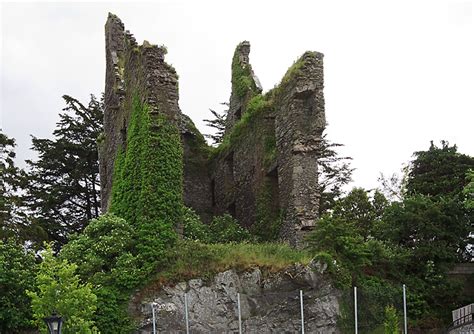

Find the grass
[[138, 240, 312, 297]]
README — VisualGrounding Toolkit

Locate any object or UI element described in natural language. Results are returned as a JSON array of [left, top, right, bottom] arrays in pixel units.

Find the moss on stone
[[211, 94, 272, 158], [231, 42, 258, 98]]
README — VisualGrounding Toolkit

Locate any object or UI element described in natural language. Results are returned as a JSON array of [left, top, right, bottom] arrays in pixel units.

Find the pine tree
[[203, 104, 228, 145], [23, 95, 103, 248], [0, 131, 24, 239]]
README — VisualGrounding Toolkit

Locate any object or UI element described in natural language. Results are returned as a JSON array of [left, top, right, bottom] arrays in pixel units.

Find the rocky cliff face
[[130, 261, 341, 333]]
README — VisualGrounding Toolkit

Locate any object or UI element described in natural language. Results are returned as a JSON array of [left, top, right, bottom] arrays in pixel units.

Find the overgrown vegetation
[[0, 240, 36, 332], [231, 42, 258, 98], [183, 208, 252, 243], [28, 244, 98, 334], [142, 240, 312, 290], [306, 141, 474, 332]]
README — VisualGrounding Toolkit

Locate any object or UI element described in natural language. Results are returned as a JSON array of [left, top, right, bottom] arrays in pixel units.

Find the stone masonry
[[99, 14, 326, 246]]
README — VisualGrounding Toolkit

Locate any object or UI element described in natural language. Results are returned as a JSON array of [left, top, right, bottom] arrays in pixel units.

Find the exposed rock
[[132, 261, 340, 333]]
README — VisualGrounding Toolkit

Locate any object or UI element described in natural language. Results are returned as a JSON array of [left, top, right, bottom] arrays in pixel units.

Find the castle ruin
[[99, 14, 326, 246]]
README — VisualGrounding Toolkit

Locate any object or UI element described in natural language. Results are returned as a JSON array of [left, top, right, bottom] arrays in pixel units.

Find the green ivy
[[110, 95, 182, 266], [231, 42, 258, 98], [86, 95, 184, 333]]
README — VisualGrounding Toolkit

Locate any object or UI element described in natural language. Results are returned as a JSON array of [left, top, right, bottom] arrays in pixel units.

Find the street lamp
[[44, 311, 63, 334]]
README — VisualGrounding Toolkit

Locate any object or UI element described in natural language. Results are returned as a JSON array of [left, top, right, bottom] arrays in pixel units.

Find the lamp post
[[44, 311, 63, 334]]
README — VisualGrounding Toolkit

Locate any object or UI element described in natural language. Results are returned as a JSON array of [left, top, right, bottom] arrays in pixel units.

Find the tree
[[383, 194, 472, 267], [0, 240, 36, 332], [383, 305, 400, 334], [23, 95, 103, 248], [406, 140, 474, 198], [332, 188, 388, 239], [463, 169, 474, 209], [27, 244, 98, 334], [393, 141, 474, 263], [203, 104, 228, 145], [0, 131, 23, 239], [316, 135, 354, 215], [378, 169, 408, 202]]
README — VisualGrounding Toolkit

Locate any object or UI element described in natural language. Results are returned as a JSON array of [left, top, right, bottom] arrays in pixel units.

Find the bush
[[384, 305, 400, 334], [27, 244, 98, 334], [60, 213, 135, 283], [0, 240, 36, 332], [182, 207, 211, 242], [209, 214, 252, 243]]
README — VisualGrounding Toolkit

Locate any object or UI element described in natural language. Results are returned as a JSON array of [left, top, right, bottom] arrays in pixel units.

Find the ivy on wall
[[110, 95, 183, 268]]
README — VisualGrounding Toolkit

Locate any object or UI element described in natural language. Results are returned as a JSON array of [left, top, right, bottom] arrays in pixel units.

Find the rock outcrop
[[131, 261, 340, 333]]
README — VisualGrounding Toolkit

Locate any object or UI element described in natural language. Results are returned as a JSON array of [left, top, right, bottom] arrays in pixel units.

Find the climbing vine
[[111, 95, 182, 265]]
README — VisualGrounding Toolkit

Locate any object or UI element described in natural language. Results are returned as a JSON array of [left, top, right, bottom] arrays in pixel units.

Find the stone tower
[[100, 14, 326, 246]]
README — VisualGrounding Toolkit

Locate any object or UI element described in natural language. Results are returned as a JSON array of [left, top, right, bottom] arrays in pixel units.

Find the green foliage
[[182, 207, 211, 242], [60, 214, 138, 333], [110, 95, 182, 270], [306, 188, 396, 280], [332, 188, 386, 239], [183, 210, 252, 244], [0, 239, 36, 332], [60, 214, 135, 285], [406, 140, 474, 198], [209, 214, 252, 243], [384, 305, 400, 334], [316, 135, 354, 215], [146, 240, 312, 286], [72, 95, 183, 333], [0, 131, 25, 240], [27, 244, 98, 334], [212, 94, 272, 157], [232, 42, 258, 98], [203, 107, 227, 145], [23, 95, 103, 249], [382, 194, 472, 266], [464, 169, 474, 209]]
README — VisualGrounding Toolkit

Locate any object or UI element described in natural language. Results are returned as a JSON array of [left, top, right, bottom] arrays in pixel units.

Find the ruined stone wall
[[100, 14, 212, 220], [100, 15, 325, 246], [210, 45, 326, 246], [274, 52, 326, 246]]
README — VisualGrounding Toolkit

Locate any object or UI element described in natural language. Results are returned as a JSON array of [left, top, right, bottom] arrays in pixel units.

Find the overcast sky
[[1, 0, 473, 190]]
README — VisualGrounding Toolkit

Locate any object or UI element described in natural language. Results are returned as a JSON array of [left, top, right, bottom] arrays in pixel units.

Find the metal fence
[[145, 283, 410, 334]]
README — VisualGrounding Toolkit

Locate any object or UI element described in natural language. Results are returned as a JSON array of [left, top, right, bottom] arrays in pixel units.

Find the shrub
[[384, 305, 400, 334], [209, 214, 252, 243], [27, 244, 98, 334], [0, 240, 36, 332], [182, 207, 211, 242]]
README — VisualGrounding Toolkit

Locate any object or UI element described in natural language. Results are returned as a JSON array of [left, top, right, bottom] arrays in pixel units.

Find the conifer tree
[[23, 95, 103, 248]]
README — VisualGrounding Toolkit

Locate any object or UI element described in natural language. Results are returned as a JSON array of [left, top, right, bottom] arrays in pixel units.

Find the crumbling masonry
[[99, 14, 326, 246]]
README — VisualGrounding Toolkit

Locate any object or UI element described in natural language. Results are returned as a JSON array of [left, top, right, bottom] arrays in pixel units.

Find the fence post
[[403, 284, 408, 334], [354, 286, 358, 334], [300, 290, 305, 334], [237, 293, 242, 334], [151, 302, 156, 334], [184, 293, 190, 334]]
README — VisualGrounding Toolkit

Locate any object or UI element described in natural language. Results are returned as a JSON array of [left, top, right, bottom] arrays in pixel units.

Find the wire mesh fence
[[144, 284, 409, 333], [338, 283, 406, 334]]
